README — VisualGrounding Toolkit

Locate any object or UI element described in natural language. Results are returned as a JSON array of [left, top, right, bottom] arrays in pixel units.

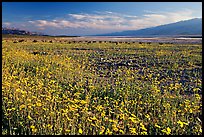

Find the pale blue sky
[[2, 2, 202, 36]]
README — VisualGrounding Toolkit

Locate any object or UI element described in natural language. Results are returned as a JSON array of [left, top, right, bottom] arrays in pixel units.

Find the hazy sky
[[2, 2, 202, 36]]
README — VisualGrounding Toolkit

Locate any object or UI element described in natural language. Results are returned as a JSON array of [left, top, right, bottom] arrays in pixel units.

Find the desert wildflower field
[[2, 35, 202, 135]]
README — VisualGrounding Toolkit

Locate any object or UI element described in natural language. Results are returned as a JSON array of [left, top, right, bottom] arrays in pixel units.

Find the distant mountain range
[[2, 18, 202, 37], [96, 18, 202, 37], [2, 27, 46, 36]]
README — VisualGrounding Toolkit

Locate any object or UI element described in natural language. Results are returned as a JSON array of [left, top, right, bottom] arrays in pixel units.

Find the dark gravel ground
[[62, 37, 202, 44]]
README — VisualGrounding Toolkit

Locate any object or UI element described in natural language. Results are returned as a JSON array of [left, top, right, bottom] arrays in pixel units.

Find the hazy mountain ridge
[[2, 27, 46, 36], [97, 18, 202, 36]]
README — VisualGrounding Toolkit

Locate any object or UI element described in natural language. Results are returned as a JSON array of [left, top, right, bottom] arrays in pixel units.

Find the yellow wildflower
[[155, 124, 161, 128], [20, 104, 26, 110], [30, 125, 35, 129], [129, 127, 136, 134], [36, 102, 42, 107], [140, 123, 147, 131], [90, 116, 97, 121], [91, 123, 96, 126], [161, 127, 171, 135], [128, 117, 137, 123], [131, 114, 136, 117], [141, 131, 148, 135], [145, 114, 150, 119], [87, 117, 92, 122], [112, 124, 119, 132], [105, 128, 112, 135], [28, 115, 33, 120], [78, 128, 83, 134], [65, 129, 71, 133], [32, 128, 37, 133], [99, 126, 105, 135], [166, 127, 171, 134], [177, 120, 188, 128], [119, 129, 124, 134], [195, 94, 201, 100]]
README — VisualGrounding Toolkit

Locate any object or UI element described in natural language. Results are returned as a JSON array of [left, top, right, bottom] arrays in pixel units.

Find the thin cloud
[[3, 22, 11, 27], [27, 9, 198, 34]]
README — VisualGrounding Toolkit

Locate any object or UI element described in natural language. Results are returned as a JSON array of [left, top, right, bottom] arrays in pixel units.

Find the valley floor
[[2, 36, 202, 135]]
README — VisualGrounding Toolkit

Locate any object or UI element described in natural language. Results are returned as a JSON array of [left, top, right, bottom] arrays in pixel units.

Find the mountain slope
[[2, 27, 45, 36], [98, 18, 202, 36]]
